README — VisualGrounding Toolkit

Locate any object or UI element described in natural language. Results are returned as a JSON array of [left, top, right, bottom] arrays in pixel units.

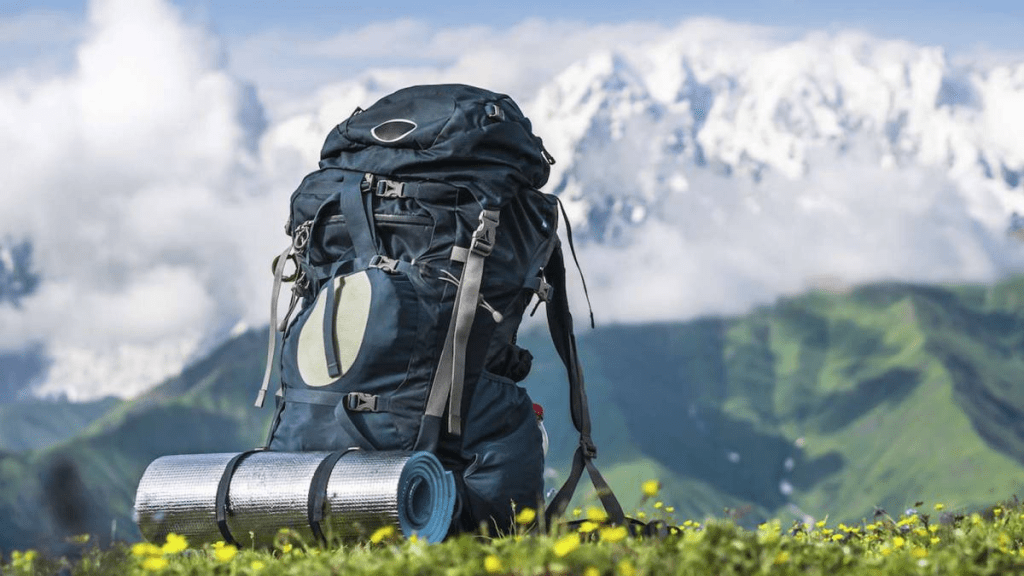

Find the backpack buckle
[[376, 179, 405, 198], [360, 173, 405, 198], [345, 392, 378, 412], [471, 210, 500, 256], [369, 255, 400, 274]]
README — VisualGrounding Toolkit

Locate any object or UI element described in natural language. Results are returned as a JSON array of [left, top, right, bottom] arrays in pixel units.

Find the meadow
[[5, 485, 1024, 576]]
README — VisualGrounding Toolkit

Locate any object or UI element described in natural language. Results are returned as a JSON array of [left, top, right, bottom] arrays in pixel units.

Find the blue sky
[[4, 0, 1023, 51]]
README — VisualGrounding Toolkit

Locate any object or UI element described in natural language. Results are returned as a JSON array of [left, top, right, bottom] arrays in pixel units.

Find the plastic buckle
[[375, 179, 405, 198], [345, 392, 378, 412], [536, 280, 552, 303], [471, 210, 500, 256], [485, 102, 505, 121], [360, 173, 376, 194], [369, 255, 400, 274]]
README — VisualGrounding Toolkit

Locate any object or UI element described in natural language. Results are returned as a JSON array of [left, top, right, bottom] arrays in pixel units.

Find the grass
[[7, 492, 1024, 576]]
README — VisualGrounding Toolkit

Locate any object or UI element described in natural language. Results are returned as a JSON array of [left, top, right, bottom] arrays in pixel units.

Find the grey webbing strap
[[255, 243, 296, 408], [423, 210, 499, 436], [282, 387, 346, 407]]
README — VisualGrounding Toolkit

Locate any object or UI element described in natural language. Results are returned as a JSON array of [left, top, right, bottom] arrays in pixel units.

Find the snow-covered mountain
[[532, 32, 1024, 242], [2, 6, 1024, 401]]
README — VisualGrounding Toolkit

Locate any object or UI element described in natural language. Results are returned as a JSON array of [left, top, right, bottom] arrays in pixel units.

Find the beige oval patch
[[296, 271, 373, 387]]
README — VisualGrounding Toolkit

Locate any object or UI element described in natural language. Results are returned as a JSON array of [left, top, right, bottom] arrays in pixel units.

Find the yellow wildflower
[[251, 560, 266, 572], [654, 501, 663, 509], [774, 551, 790, 564], [929, 525, 939, 533], [831, 534, 844, 542], [913, 528, 928, 537], [911, 547, 927, 559], [132, 542, 162, 557], [931, 537, 940, 545], [10, 550, 38, 570], [636, 511, 647, 519], [572, 507, 583, 518], [665, 506, 675, 513], [585, 568, 601, 576], [484, 554, 504, 574], [515, 507, 536, 525], [641, 479, 660, 498], [214, 543, 238, 563], [934, 503, 945, 511], [587, 506, 609, 523], [815, 520, 827, 529], [142, 556, 169, 571], [370, 525, 396, 544], [892, 536, 905, 548], [578, 521, 600, 533], [618, 560, 636, 576], [161, 533, 188, 555], [600, 526, 628, 543], [553, 533, 580, 557]]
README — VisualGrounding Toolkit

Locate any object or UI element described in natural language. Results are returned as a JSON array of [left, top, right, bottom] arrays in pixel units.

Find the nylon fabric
[[259, 84, 621, 537]]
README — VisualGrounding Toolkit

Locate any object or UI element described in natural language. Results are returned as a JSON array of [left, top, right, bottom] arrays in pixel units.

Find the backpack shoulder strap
[[542, 241, 626, 527]]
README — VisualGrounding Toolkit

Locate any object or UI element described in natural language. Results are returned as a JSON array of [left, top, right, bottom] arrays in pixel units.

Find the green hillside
[[525, 277, 1024, 527], [0, 397, 120, 453], [4, 276, 1024, 555]]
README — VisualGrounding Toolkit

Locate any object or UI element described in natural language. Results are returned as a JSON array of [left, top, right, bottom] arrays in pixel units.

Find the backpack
[[254, 84, 624, 534]]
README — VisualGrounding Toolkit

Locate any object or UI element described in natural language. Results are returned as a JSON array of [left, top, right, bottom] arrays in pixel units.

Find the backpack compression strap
[[416, 209, 500, 449], [542, 244, 626, 528]]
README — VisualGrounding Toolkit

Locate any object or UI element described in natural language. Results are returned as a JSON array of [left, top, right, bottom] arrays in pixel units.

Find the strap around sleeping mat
[[307, 448, 360, 543], [216, 449, 264, 545]]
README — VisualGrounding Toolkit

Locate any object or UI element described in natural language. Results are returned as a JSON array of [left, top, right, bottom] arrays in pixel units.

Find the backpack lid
[[319, 84, 552, 208]]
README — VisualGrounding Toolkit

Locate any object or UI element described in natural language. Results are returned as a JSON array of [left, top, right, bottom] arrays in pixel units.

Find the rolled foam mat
[[134, 450, 456, 546]]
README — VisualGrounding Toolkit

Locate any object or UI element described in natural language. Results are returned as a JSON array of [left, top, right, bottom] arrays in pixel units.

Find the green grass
[[7, 496, 1024, 575]]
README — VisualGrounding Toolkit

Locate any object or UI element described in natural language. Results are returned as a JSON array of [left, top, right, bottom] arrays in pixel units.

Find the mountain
[[8, 27, 1024, 402], [529, 34, 1024, 243], [4, 275, 1024, 554], [0, 329, 273, 556]]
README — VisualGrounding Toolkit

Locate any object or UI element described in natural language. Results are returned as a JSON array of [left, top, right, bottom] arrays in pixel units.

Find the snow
[[3, 7, 1024, 400]]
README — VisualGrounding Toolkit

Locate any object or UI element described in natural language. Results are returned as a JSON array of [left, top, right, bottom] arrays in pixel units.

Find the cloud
[[1, 1, 1022, 400], [580, 144, 1024, 324], [229, 17, 675, 118], [0, 0, 281, 399]]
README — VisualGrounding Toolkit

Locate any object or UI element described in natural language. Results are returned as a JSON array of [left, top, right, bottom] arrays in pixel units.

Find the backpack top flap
[[318, 84, 552, 208]]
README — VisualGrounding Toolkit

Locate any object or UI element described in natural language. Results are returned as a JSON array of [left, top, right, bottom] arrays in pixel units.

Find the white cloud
[[1, 1, 1023, 400], [580, 145, 1022, 324], [0, 0, 282, 399]]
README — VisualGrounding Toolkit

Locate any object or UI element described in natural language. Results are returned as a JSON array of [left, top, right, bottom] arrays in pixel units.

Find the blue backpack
[[254, 84, 623, 534]]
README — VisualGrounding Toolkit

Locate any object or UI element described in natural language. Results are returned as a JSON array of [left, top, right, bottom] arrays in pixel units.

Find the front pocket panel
[[296, 271, 373, 387]]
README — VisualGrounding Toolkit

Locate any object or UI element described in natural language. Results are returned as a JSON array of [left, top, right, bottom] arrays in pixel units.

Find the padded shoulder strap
[[542, 243, 625, 527]]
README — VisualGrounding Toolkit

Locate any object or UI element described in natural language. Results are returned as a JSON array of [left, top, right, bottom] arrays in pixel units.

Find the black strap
[[307, 449, 358, 543], [216, 449, 263, 545], [555, 197, 594, 329], [542, 243, 625, 528], [338, 178, 380, 266], [323, 179, 383, 378]]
